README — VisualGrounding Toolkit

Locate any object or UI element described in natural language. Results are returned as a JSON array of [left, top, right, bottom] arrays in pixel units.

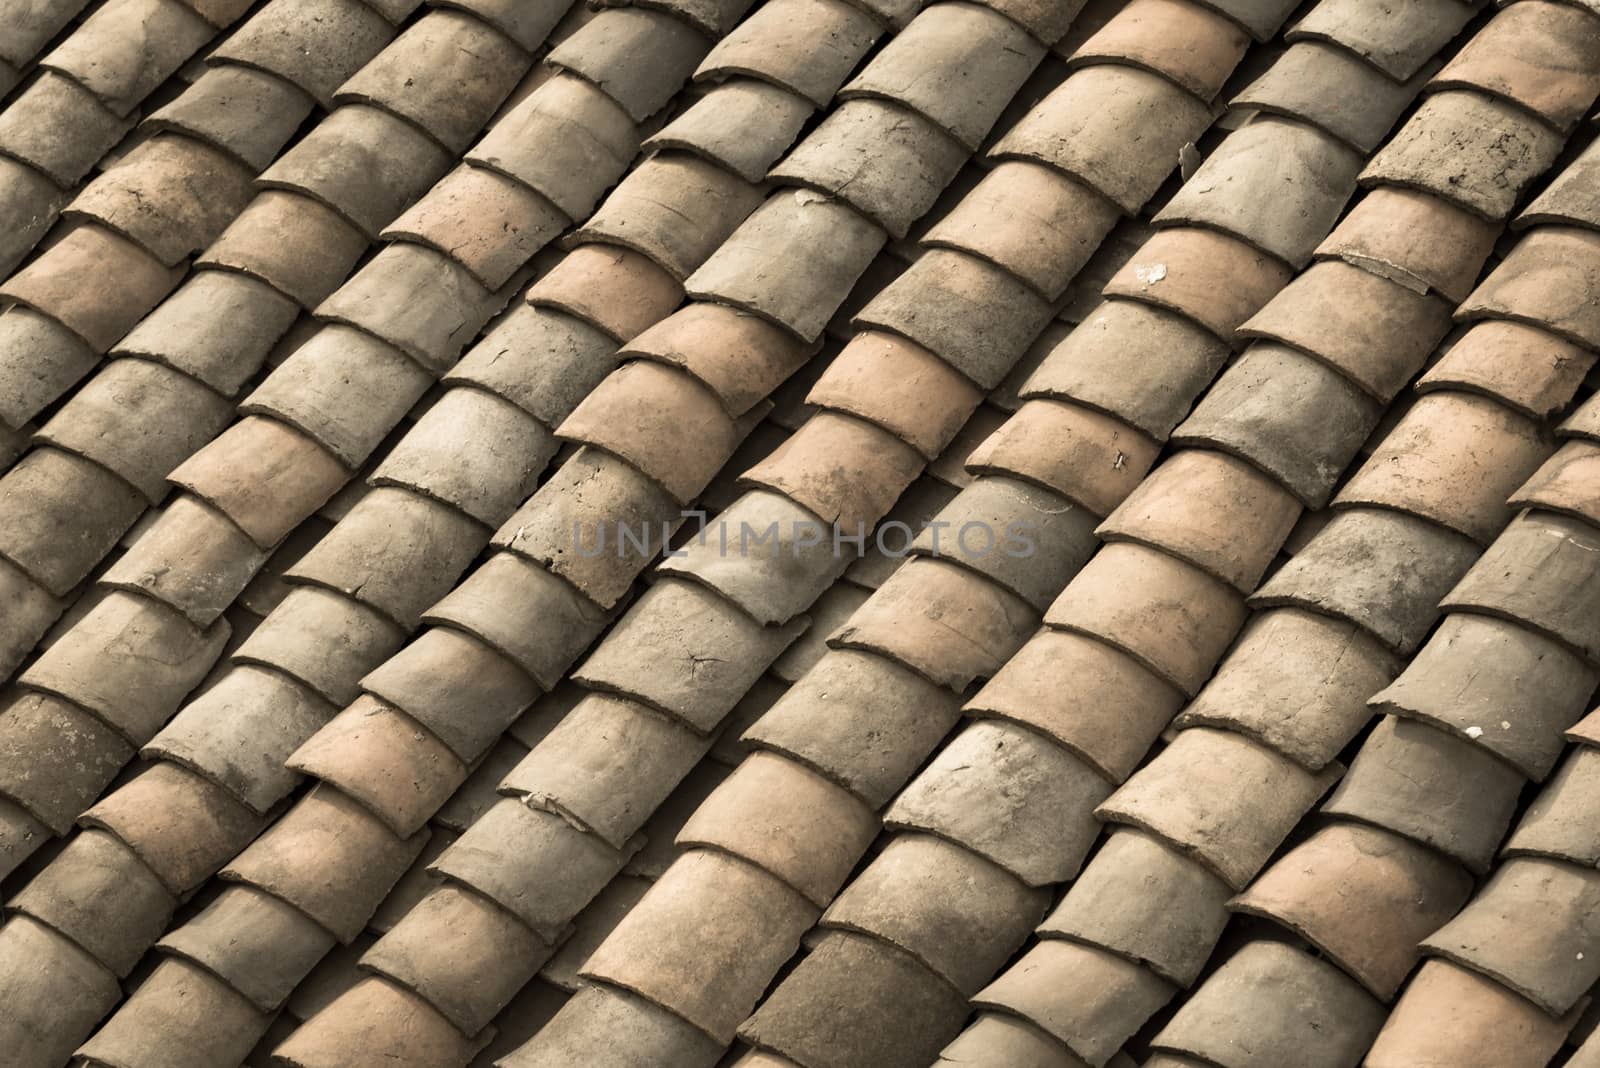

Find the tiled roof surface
[[1, 0, 1599, 1067]]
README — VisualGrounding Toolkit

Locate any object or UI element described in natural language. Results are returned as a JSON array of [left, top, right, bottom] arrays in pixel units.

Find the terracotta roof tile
[[1317, 186, 1501, 303], [1102, 226, 1296, 345], [1430, 0, 1600, 132], [1156, 116, 1365, 268], [0, 691, 133, 835], [423, 552, 611, 690], [1508, 742, 1600, 863], [739, 929, 971, 1068], [467, 74, 638, 219], [156, 885, 336, 1011], [498, 985, 723, 1067], [698, 0, 881, 106], [1188, 0, 1298, 42], [1151, 940, 1387, 1067], [1375, 610, 1597, 781], [1100, 450, 1301, 591], [1046, 542, 1246, 695], [1071, 0, 1249, 103], [842, 2, 1045, 151], [143, 663, 335, 813], [646, 79, 816, 181], [81, 760, 263, 895], [1287, 0, 1477, 82], [41, 0, 215, 116], [2, 223, 181, 350], [1323, 715, 1525, 873], [886, 718, 1110, 884], [1099, 727, 1340, 889], [1232, 41, 1432, 153], [1364, 90, 1566, 220], [1020, 300, 1229, 439], [1459, 225, 1600, 349], [975, 939, 1176, 1066], [362, 881, 553, 1034], [503, 695, 701, 842], [0, 71, 135, 185], [936, 1012, 1097, 1068], [686, 190, 888, 342], [622, 302, 814, 418], [1233, 822, 1473, 999], [1420, 855, 1600, 1014], [581, 848, 817, 1041], [210, 0, 398, 109], [992, 64, 1213, 214], [546, 6, 712, 121], [572, 578, 805, 729], [274, 975, 490, 1068], [1364, 959, 1584, 1068], [1042, 827, 1231, 987], [743, 648, 960, 806], [1443, 509, 1600, 663]]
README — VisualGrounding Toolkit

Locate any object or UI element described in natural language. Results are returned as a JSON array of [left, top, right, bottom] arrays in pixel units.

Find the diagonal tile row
[[0, 0, 581, 677], [940, 5, 1600, 1068], [0, 0, 953, 1063], [0, 0, 262, 272]]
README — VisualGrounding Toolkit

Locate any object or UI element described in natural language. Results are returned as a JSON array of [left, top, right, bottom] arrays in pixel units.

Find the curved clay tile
[[1371, 612, 1597, 780], [745, 648, 962, 807], [841, 1, 1046, 150], [1419, 321, 1595, 421], [1250, 507, 1483, 654], [1045, 542, 1247, 696], [1428, 0, 1600, 133], [820, 832, 1048, 994], [1098, 727, 1341, 889], [923, 161, 1121, 298], [1041, 827, 1232, 986], [1232, 42, 1430, 153], [1322, 715, 1525, 873], [975, 938, 1177, 1066], [1175, 607, 1400, 770], [698, 0, 881, 107], [1069, 0, 1248, 102], [1232, 822, 1473, 999], [1099, 449, 1302, 591], [1151, 940, 1387, 1068], [1102, 226, 1295, 344], [1507, 745, 1600, 865], [967, 627, 1182, 782], [1361, 91, 1563, 221], [886, 718, 1111, 885], [1364, 959, 1584, 1068], [1422, 855, 1600, 1014]]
